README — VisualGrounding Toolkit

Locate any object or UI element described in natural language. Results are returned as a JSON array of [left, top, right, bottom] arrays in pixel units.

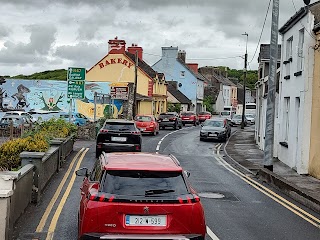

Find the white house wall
[[277, 12, 315, 174], [222, 85, 231, 106]]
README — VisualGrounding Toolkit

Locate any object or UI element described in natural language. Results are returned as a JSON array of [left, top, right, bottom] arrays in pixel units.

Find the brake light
[[193, 194, 200, 202], [99, 194, 105, 202], [109, 195, 115, 202], [89, 194, 97, 201], [186, 196, 192, 203], [169, 117, 176, 121], [135, 145, 141, 150], [150, 123, 154, 127], [178, 197, 183, 204], [100, 129, 108, 133]]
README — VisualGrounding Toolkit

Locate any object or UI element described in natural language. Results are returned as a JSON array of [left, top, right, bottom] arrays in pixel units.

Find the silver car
[[245, 114, 255, 124], [200, 118, 231, 142]]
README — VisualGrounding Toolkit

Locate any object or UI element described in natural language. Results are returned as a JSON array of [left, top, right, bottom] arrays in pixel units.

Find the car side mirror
[[75, 167, 88, 177], [184, 170, 191, 178]]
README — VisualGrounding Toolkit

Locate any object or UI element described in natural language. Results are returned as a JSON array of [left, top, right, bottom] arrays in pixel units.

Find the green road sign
[[67, 80, 85, 99], [67, 67, 86, 80]]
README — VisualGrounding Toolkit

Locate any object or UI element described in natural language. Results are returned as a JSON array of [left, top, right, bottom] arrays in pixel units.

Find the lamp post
[[241, 32, 248, 129]]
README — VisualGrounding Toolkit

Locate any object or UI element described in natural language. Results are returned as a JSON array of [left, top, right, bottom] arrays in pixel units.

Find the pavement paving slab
[[225, 126, 320, 213]]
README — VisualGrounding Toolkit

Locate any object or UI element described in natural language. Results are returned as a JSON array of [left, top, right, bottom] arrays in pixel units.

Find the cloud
[[0, 24, 57, 65], [54, 42, 106, 67], [0, 24, 10, 38]]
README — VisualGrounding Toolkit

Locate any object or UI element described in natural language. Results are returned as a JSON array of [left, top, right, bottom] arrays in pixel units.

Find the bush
[[0, 118, 76, 170]]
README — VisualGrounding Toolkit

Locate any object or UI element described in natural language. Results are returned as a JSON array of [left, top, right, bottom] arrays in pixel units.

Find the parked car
[[200, 118, 231, 141], [3, 111, 36, 122], [245, 114, 255, 124], [230, 114, 247, 127], [180, 111, 199, 126], [158, 112, 183, 130], [96, 119, 142, 157], [198, 111, 212, 122], [28, 110, 60, 122], [59, 112, 89, 126], [134, 115, 159, 135], [76, 152, 206, 240], [0, 115, 32, 128]]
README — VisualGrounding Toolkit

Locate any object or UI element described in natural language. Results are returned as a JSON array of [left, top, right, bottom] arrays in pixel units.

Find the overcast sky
[[0, 0, 316, 76]]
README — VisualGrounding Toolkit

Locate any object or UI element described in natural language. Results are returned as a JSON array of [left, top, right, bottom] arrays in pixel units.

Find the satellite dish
[[303, 0, 310, 5], [178, 83, 182, 87]]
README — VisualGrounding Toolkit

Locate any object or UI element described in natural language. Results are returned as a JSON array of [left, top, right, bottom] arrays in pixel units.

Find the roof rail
[[169, 154, 181, 166]]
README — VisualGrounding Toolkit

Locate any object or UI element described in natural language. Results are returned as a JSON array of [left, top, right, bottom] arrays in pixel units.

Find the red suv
[[76, 152, 206, 240], [180, 112, 199, 126]]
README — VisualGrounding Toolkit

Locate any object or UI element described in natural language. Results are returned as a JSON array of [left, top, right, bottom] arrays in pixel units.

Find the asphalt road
[[13, 125, 320, 240]]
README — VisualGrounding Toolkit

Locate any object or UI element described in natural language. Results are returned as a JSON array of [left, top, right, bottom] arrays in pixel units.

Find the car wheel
[[179, 124, 182, 129]]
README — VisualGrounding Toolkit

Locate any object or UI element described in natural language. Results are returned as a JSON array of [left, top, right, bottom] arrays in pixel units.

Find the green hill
[[11, 69, 68, 80]]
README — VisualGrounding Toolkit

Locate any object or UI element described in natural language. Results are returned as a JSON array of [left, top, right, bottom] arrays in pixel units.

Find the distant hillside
[[10, 69, 67, 80]]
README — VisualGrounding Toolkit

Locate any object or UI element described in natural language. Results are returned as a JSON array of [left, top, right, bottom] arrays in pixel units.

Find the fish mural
[[1, 79, 123, 119]]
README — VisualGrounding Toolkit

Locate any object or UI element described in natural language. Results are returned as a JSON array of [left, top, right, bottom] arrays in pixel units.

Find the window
[[285, 37, 293, 77], [180, 71, 185, 78], [283, 97, 290, 141], [297, 29, 304, 71], [101, 170, 189, 197]]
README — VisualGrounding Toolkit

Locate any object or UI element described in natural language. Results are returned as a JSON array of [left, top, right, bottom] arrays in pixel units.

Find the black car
[[96, 119, 142, 158], [158, 112, 183, 130]]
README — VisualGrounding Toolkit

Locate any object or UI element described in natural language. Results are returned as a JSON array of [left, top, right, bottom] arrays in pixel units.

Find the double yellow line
[[214, 144, 320, 229], [35, 147, 89, 239]]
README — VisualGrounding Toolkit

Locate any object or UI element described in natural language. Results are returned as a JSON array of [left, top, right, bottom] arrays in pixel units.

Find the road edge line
[[36, 147, 85, 232]]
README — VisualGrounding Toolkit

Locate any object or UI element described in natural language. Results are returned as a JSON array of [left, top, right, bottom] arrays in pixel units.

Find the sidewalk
[[225, 126, 320, 213]]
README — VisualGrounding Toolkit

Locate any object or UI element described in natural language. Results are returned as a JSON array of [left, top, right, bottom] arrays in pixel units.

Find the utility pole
[[241, 32, 248, 129], [263, 0, 279, 171], [132, 51, 138, 118]]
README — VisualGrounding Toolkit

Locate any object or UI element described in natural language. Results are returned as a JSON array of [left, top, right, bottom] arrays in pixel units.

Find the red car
[[76, 152, 206, 240], [198, 111, 212, 123], [180, 112, 199, 126], [134, 115, 159, 135]]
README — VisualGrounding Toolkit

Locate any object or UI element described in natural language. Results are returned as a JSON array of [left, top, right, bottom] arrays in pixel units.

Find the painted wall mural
[[1, 79, 123, 119]]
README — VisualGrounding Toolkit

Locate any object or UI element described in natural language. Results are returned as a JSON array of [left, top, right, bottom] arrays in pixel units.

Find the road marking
[[155, 128, 185, 152], [215, 144, 320, 229], [36, 147, 85, 232], [45, 148, 89, 240], [206, 226, 220, 240]]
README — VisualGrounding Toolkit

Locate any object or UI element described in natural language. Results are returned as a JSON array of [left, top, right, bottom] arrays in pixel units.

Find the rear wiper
[[145, 189, 175, 195]]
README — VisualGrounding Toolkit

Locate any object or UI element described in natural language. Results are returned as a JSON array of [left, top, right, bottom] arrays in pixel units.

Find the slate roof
[[258, 44, 281, 62], [176, 58, 206, 81], [167, 83, 191, 104], [125, 51, 157, 78], [280, 2, 320, 34], [211, 71, 235, 86], [136, 93, 152, 101]]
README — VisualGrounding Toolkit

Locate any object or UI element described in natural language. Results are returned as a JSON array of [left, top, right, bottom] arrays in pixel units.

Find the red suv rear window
[[100, 170, 189, 197]]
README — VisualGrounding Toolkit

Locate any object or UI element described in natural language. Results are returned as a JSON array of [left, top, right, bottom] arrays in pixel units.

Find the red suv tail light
[[176, 194, 201, 203]]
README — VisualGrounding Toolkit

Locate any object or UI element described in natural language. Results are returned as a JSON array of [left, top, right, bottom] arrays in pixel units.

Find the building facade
[[87, 38, 167, 118], [276, 4, 319, 175], [152, 48, 204, 113]]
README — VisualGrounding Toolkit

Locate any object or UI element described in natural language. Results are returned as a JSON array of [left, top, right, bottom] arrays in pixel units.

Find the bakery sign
[[110, 86, 128, 100]]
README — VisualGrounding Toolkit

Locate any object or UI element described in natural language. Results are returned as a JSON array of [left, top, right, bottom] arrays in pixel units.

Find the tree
[[203, 96, 214, 113], [167, 102, 181, 113]]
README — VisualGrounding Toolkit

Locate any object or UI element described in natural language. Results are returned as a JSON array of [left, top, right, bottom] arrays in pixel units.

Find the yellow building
[[309, 29, 320, 179], [86, 38, 167, 118]]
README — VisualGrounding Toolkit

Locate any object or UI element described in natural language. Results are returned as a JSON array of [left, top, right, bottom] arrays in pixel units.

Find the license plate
[[184, 117, 189, 120], [125, 215, 167, 226], [140, 128, 146, 131], [111, 136, 127, 142], [163, 118, 169, 121]]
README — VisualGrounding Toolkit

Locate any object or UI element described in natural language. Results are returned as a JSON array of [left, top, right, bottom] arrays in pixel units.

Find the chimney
[[168, 81, 178, 89], [187, 63, 198, 73], [108, 36, 126, 53], [127, 43, 143, 60], [178, 50, 186, 63]]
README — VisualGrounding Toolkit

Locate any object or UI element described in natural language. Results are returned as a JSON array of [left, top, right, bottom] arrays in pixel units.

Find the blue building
[[152, 47, 205, 113]]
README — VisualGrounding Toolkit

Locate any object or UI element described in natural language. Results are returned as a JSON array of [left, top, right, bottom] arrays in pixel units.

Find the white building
[[255, 44, 281, 151], [275, 4, 319, 174]]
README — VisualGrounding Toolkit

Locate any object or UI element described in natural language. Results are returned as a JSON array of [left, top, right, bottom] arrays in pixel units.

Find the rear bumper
[[97, 143, 141, 152], [182, 120, 195, 124], [80, 233, 204, 240]]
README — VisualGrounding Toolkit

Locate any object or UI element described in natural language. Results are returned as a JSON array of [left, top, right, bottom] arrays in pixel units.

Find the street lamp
[[241, 32, 248, 129]]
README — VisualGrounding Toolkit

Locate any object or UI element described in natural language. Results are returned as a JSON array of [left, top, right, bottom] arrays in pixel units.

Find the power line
[[144, 52, 242, 61], [249, 0, 272, 63]]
